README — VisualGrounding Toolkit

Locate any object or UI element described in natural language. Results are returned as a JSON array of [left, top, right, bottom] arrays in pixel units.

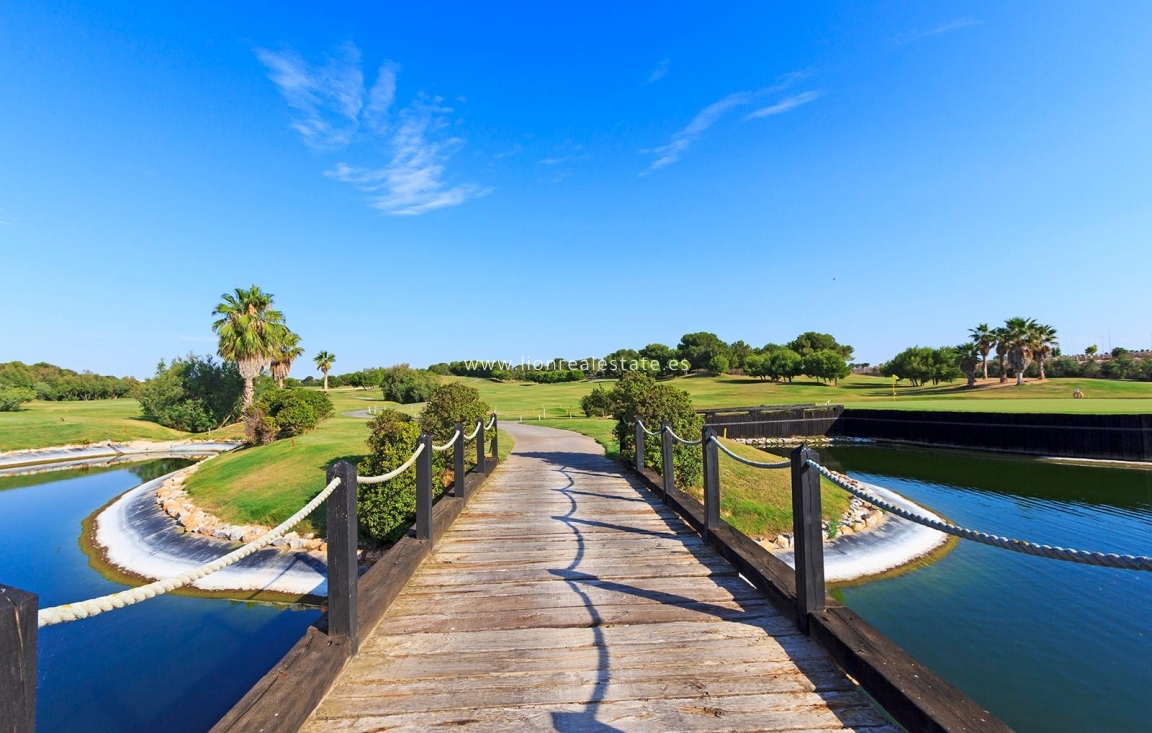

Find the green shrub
[[0, 387, 35, 412], [580, 385, 614, 417], [357, 410, 421, 542], [379, 364, 441, 403], [707, 355, 730, 374], [245, 388, 334, 443], [420, 382, 491, 492], [137, 355, 243, 431], [608, 372, 703, 488]]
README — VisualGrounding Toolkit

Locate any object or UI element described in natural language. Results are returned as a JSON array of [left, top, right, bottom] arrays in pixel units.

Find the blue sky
[[2, 1, 1150, 378]]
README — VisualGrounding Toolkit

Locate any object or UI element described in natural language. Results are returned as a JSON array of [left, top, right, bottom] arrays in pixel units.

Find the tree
[[1085, 344, 1098, 356], [707, 355, 730, 374], [955, 343, 980, 387], [993, 326, 1011, 383], [728, 340, 752, 371], [608, 372, 703, 488], [743, 353, 769, 380], [766, 348, 804, 382], [930, 347, 963, 385], [212, 285, 290, 409], [313, 351, 335, 391], [270, 331, 304, 389], [0, 387, 35, 412], [802, 350, 850, 385], [137, 355, 243, 431], [1003, 317, 1037, 386], [1028, 322, 1058, 380], [379, 364, 440, 404], [786, 332, 854, 361], [676, 332, 729, 372], [639, 343, 679, 377], [882, 346, 936, 387], [968, 323, 995, 380]]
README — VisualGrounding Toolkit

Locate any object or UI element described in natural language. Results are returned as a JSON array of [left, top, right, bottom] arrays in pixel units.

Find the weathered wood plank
[[0, 585, 36, 733]]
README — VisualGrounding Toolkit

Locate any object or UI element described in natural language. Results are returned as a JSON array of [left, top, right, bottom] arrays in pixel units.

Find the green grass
[[0, 398, 245, 452], [184, 387, 513, 528], [452, 373, 1152, 416]]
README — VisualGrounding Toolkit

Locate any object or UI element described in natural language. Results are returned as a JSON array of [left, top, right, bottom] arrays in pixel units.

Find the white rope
[[809, 460, 1152, 572], [485, 414, 497, 430], [665, 427, 702, 446], [710, 436, 790, 469], [358, 442, 425, 484], [464, 419, 482, 440], [635, 419, 661, 438], [432, 430, 460, 452], [38, 476, 344, 627]]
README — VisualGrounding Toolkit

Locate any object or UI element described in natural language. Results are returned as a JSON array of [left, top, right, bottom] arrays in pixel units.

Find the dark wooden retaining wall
[[702, 404, 1152, 462], [837, 409, 1152, 461]]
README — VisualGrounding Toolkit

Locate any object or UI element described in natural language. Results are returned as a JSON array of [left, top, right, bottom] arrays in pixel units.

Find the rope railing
[[710, 436, 790, 469], [485, 414, 497, 430], [432, 430, 460, 452], [38, 475, 345, 627], [809, 459, 1152, 572], [636, 419, 661, 438], [665, 427, 702, 446], [357, 442, 426, 485], [464, 419, 482, 441]]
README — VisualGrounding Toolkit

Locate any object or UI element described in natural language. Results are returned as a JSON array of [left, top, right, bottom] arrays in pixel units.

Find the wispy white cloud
[[256, 42, 365, 150], [895, 18, 980, 45], [644, 72, 821, 171], [257, 42, 485, 215], [326, 97, 491, 215], [645, 92, 752, 171], [745, 90, 823, 120], [648, 58, 671, 83]]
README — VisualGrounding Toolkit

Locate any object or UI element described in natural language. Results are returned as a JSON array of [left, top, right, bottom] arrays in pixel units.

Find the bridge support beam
[[660, 421, 674, 503], [476, 421, 487, 474], [416, 433, 434, 546], [490, 414, 499, 461], [790, 444, 826, 633], [453, 422, 466, 498], [702, 427, 720, 539], [0, 585, 36, 733], [325, 461, 359, 655], [634, 420, 645, 472]]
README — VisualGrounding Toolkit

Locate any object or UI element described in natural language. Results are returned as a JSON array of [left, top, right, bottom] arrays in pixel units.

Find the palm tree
[[270, 331, 304, 388], [956, 343, 980, 387], [313, 351, 336, 392], [212, 285, 288, 409], [969, 323, 995, 381], [1028, 322, 1058, 381], [1004, 317, 1037, 386], [993, 326, 1011, 383]]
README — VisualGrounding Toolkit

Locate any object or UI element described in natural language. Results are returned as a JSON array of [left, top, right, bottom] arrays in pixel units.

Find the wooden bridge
[[2, 419, 1013, 733]]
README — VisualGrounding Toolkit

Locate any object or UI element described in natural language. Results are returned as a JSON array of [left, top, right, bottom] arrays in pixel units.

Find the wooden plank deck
[[302, 424, 898, 733]]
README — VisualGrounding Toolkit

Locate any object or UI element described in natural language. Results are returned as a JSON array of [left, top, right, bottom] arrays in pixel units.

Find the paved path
[[302, 423, 897, 732]]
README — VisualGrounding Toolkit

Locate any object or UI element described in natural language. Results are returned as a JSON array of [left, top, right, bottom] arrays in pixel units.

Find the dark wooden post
[[476, 419, 487, 474], [634, 420, 645, 472], [702, 426, 720, 539], [0, 585, 36, 733], [490, 414, 499, 461], [416, 433, 433, 546], [660, 421, 674, 504], [790, 444, 825, 633], [453, 421, 466, 498], [325, 461, 359, 654]]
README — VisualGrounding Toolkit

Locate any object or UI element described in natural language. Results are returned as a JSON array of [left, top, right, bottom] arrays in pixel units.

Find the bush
[[244, 388, 334, 443], [137, 355, 243, 432], [608, 372, 703, 488], [0, 387, 35, 412], [379, 364, 441, 404], [580, 385, 614, 417], [803, 349, 851, 385], [420, 382, 491, 493], [357, 410, 422, 542]]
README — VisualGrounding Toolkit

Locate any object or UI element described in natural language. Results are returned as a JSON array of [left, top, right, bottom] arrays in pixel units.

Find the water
[[815, 444, 1152, 733], [0, 460, 321, 733]]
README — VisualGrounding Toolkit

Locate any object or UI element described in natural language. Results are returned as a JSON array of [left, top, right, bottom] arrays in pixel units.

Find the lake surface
[[0, 460, 320, 733], [815, 444, 1152, 733]]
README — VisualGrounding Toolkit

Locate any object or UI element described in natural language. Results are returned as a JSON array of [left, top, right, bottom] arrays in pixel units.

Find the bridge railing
[[0, 413, 500, 733], [632, 418, 1152, 733]]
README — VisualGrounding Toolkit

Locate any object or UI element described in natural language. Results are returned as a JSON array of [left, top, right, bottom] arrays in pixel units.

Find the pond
[[815, 444, 1152, 733], [0, 459, 321, 733]]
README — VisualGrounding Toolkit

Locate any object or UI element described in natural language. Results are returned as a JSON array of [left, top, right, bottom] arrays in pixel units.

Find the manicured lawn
[[453, 373, 1152, 416], [184, 387, 513, 528], [0, 398, 245, 452]]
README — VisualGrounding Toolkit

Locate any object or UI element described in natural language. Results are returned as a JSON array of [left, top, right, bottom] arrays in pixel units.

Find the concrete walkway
[[302, 423, 897, 732]]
